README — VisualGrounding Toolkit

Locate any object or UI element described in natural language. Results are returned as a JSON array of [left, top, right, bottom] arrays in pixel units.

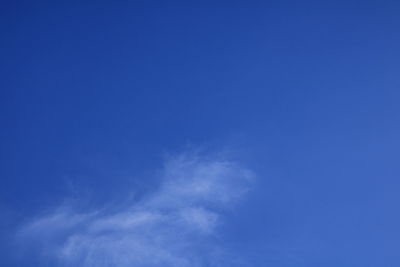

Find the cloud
[[17, 151, 253, 267]]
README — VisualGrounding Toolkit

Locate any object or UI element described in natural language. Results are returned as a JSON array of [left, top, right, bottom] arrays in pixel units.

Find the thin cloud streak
[[18, 151, 254, 267]]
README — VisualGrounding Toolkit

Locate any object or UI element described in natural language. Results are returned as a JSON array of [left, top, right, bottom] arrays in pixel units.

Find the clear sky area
[[1, 1, 400, 266]]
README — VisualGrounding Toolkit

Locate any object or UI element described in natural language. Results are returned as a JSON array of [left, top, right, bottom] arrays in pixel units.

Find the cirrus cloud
[[18, 151, 254, 267]]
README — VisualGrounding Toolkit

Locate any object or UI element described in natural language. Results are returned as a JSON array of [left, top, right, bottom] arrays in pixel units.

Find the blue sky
[[1, 1, 400, 266]]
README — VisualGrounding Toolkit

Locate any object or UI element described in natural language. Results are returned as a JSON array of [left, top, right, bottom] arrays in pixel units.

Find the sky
[[1, 1, 400, 266]]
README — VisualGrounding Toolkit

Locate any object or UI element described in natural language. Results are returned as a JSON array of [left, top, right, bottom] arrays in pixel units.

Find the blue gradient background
[[1, 1, 400, 266]]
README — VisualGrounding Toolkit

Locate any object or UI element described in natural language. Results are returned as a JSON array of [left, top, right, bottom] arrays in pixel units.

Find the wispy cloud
[[18, 151, 253, 267]]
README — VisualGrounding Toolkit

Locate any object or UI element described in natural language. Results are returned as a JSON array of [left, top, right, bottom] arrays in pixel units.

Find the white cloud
[[17, 151, 253, 267]]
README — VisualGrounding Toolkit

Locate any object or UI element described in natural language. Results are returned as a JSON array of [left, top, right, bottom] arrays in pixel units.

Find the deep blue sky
[[1, 1, 400, 266]]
